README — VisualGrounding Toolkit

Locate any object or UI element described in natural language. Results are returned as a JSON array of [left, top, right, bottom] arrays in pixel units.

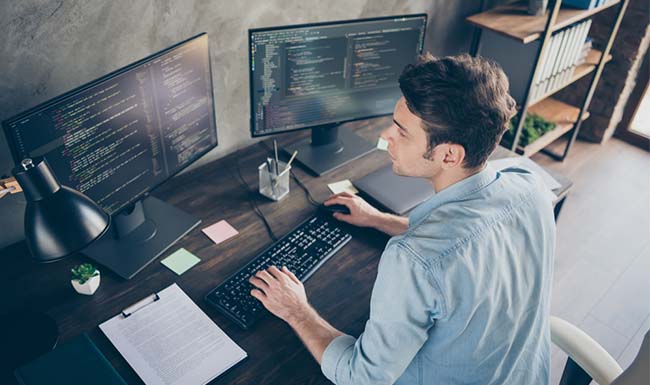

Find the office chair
[[551, 315, 649, 385]]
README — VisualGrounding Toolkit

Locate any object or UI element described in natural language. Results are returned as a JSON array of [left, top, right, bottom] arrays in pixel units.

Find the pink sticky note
[[202, 220, 239, 245]]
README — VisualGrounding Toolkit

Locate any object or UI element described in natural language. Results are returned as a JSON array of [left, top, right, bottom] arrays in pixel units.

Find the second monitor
[[249, 14, 427, 175], [4, 33, 217, 279]]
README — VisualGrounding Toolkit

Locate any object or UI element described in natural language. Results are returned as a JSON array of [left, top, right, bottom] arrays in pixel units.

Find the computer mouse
[[320, 203, 351, 215]]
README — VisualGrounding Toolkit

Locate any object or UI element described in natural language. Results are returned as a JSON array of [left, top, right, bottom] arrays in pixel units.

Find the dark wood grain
[[0, 116, 571, 385]]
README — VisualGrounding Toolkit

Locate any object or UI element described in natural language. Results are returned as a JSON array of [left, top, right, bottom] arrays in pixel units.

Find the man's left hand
[[249, 265, 312, 325]]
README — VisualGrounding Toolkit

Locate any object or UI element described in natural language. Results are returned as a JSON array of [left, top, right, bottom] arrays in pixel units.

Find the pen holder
[[258, 161, 290, 201]]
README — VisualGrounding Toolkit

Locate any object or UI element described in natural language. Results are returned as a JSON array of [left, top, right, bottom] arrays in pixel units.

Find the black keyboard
[[205, 214, 351, 329]]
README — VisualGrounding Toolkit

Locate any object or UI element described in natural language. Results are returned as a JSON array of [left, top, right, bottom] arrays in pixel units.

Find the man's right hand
[[324, 192, 409, 236], [324, 192, 383, 228]]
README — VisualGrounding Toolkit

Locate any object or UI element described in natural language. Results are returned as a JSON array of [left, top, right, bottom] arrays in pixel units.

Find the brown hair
[[399, 54, 516, 169]]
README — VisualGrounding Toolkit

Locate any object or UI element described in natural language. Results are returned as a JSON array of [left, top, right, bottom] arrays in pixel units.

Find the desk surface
[[0, 116, 571, 385]]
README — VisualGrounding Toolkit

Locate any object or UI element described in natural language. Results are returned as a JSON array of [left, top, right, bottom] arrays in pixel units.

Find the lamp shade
[[12, 158, 110, 262]]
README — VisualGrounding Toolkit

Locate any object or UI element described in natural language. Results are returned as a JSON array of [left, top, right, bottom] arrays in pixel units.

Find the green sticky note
[[161, 248, 200, 275]]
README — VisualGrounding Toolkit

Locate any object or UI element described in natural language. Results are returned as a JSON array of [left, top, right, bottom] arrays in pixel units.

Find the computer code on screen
[[250, 16, 426, 136], [5, 34, 217, 215]]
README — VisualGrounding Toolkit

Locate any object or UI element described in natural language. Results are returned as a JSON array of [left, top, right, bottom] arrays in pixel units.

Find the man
[[249, 54, 556, 384]]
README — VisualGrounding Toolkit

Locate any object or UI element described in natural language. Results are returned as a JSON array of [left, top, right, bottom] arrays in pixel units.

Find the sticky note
[[161, 248, 200, 275], [377, 137, 389, 151], [202, 220, 239, 245], [328, 179, 359, 195]]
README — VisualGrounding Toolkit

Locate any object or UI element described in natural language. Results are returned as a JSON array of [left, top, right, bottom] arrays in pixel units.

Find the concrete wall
[[0, 0, 485, 177]]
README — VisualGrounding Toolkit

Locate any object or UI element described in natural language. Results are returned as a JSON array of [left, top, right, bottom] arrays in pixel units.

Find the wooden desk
[[0, 116, 571, 384]]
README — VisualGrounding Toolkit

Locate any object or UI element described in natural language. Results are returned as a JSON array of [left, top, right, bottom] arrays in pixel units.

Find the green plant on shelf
[[71, 263, 99, 285], [502, 113, 556, 148]]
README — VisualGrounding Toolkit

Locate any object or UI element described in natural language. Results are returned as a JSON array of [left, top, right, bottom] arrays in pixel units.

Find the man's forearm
[[374, 212, 409, 236], [288, 306, 344, 364]]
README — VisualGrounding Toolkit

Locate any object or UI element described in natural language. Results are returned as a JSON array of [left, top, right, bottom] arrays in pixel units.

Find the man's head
[[381, 54, 516, 180]]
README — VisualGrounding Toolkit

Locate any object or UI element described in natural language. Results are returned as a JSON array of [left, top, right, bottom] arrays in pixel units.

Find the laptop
[[353, 164, 435, 215]]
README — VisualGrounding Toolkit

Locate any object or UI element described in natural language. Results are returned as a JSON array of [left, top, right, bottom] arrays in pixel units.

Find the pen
[[273, 140, 279, 175], [266, 157, 278, 196]]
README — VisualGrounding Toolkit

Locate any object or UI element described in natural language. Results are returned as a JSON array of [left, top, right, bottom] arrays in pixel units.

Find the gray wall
[[0, 0, 485, 177]]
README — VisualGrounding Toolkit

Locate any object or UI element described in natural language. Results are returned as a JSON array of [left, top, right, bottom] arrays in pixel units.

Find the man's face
[[380, 97, 440, 179]]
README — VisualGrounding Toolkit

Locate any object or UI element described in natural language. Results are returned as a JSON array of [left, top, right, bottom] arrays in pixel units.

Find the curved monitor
[[3, 33, 218, 216], [249, 14, 427, 137]]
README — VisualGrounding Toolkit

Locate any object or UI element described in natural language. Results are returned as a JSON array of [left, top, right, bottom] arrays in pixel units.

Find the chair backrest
[[610, 331, 649, 385]]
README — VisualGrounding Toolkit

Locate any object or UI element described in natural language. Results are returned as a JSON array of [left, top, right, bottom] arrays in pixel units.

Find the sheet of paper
[[202, 220, 238, 245], [100, 284, 247, 385], [161, 248, 200, 275], [328, 179, 359, 195], [377, 137, 389, 151], [490, 157, 561, 190]]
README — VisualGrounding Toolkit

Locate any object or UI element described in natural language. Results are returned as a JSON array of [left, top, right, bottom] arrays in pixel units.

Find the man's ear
[[440, 143, 466, 169]]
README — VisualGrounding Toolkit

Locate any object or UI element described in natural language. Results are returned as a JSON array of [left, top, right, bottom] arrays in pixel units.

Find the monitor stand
[[82, 196, 200, 279], [284, 124, 376, 176]]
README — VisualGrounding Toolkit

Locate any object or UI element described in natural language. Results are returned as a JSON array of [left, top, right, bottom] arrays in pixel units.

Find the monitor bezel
[[2, 32, 218, 216], [248, 13, 428, 138]]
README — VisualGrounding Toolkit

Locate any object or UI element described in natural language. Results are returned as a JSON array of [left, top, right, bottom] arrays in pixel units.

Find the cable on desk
[[234, 156, 278, 242], [289, 169, 320, 207], [259, 140, 320, 207]]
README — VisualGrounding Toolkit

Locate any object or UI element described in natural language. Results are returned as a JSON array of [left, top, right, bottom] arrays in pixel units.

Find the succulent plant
[[71, 263, 99, 285]]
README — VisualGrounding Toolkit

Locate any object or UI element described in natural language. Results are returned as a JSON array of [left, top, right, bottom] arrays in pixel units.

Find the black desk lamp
[[12, 157, 110, 261], [0, 157, 109, 377]]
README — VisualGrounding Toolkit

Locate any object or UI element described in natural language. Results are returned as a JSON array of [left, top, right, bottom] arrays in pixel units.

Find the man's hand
[[249, 265, 313, 325], [324, 192, 383, 228], [249, 265, 343, 364], [324, 192, 409, 236]]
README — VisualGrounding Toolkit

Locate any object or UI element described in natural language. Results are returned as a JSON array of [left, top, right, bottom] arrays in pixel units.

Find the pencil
[[285, 150, 298, 171]]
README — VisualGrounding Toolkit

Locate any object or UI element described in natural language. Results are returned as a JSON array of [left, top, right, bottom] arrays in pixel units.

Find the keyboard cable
[[234, 155, 278, 242]]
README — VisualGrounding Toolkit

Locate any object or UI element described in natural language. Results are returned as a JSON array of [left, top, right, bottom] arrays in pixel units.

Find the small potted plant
[[71, 263, 101, 295]]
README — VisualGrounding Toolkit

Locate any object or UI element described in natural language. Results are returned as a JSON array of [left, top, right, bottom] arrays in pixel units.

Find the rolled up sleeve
[[320, 241, 443, 385]]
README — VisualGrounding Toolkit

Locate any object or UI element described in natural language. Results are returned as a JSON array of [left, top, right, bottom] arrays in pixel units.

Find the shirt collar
[[408, 163, 499, 228]]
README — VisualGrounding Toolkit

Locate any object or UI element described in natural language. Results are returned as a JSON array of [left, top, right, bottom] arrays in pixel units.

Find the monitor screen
[[249, 14, 427, 137], [3, 33, 218, 215]]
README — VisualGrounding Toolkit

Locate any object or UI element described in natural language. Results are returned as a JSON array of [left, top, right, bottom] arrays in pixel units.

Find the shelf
[[529, 49, 613, 106], [466, 0, 621, 44], [518, 97, 590, 156]]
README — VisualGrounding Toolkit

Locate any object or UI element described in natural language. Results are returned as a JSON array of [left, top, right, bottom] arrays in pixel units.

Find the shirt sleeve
[[320, 241, 443, 385]]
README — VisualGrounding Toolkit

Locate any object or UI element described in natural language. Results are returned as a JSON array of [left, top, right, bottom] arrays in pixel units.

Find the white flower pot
[[71, 273, 101, 295]]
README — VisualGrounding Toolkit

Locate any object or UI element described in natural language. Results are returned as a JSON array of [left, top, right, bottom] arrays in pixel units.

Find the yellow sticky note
[[328, 180, 359, 195], [161, 248, 200, 275]]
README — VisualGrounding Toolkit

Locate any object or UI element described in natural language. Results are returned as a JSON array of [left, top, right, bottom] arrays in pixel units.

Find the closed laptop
[[353, 164, 435, 215]]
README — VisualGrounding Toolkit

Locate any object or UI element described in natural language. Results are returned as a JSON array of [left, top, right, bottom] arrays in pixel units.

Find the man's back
[[321, 165, 556, 385], [396, 165, 556, 384]]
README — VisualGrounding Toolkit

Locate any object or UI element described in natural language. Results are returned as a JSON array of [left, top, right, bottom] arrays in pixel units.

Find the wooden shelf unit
[[529, 49, 613, 106], [466, 0, 621, 44], [467, 0, 628, 161], [520, 98, 590, 156]]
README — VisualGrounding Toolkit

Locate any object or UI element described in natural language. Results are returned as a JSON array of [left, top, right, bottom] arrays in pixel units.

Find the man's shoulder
[[391, 219, 464, 268], [398, 170, 552, 263]]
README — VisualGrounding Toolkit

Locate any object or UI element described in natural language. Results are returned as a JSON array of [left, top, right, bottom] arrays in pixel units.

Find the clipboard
[[120, 292, 160, 318], [100, 283, 247, 385]]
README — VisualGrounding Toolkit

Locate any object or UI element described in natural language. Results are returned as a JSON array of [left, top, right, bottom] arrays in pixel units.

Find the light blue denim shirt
[[321, 164, 556, 385]]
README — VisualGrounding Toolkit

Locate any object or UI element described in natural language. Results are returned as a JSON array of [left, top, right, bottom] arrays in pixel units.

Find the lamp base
[[0, 310, 58, 379]]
